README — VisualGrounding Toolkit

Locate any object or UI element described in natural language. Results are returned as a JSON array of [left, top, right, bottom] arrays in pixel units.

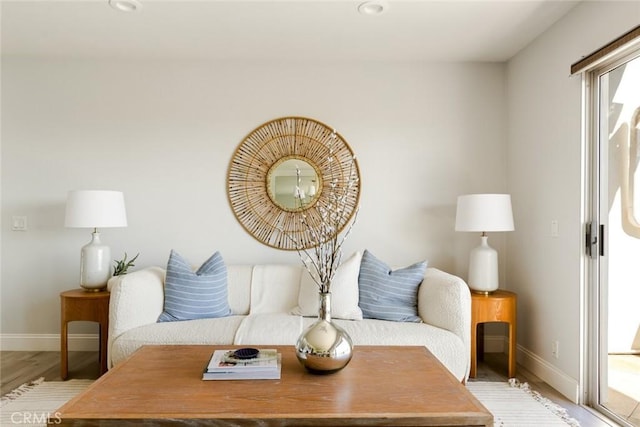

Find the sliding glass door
[[588, 53, 640, 427]]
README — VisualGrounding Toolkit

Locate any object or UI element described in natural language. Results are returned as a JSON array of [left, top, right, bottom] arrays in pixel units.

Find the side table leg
[[61, 320, 68, 380], [99, 321, 108, 375], [470, 321, 478, 378], [508, 322, 517, 378]]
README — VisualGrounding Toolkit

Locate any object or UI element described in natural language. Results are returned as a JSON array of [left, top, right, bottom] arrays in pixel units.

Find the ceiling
[[1, 0, 580, 62]]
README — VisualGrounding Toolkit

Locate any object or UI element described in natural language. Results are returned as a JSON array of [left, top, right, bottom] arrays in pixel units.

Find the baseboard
[[482, 335, 579, 403], [517, 344, 580, 404], [1, 334, 99, 351]]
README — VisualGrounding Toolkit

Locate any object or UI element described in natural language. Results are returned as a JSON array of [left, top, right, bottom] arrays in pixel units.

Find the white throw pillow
[[291, 251, 363, 320]]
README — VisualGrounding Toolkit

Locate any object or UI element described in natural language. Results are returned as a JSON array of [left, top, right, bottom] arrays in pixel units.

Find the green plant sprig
[[113, 252, 139, 276]]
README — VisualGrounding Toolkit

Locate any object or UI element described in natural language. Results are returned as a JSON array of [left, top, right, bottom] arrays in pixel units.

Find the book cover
[[203, 349, 281, 380], [206, 349, 278, 372]]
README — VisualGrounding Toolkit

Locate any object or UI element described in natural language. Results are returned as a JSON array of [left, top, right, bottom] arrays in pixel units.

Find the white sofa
[[107, 264, 472, 381]]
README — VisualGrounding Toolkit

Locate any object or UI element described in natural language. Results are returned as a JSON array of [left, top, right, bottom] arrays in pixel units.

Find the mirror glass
[[267, 157, 322, 211]]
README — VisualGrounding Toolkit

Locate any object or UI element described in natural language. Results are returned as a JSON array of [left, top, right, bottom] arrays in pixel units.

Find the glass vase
[[295, 291, 353, 374]]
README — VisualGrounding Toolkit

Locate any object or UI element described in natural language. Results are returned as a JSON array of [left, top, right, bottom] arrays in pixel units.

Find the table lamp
[[455, 194, 514, 293], [65, 190, 127, 291]]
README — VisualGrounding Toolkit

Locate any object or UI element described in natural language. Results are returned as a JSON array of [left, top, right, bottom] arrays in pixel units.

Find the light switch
[[551, 220, 559, 238], [12, 216, 27, 231]]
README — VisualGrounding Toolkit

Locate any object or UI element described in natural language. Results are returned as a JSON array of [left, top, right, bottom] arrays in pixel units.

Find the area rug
[[467, 378, 581, 426], [0, 377, 92, 427], [2, 377, 581, 427]]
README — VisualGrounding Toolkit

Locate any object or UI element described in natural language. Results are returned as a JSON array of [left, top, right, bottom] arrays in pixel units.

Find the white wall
[[507, 1, 640, 402], [1, 59, 508, 346]]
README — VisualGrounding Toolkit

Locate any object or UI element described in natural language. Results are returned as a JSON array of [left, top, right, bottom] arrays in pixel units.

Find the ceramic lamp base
[[468, 235, 499, 293], [80, 231, 111, 291]]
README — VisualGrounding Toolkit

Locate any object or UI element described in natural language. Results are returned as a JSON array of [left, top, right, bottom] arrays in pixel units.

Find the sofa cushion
[[227, 265, 253, 315], [329, 318, 467, 381], [110, 315, 245, 367], [358, 250, 426, 323], [249, 265, 302, 314], [157, 250, 232, 322], [291, 251, 363, 320], [234, 313, 304, 345]]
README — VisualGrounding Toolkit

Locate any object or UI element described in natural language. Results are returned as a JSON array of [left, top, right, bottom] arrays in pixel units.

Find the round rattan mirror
[[227, 117, 360, 250]]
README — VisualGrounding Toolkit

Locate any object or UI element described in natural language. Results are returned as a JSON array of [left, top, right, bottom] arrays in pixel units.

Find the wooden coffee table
[[55, 345, 492, 426]]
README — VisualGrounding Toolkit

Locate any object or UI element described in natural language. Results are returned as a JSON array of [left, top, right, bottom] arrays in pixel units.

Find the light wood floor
[[1, 351, 99, 396], [0, 350, 618, 426]]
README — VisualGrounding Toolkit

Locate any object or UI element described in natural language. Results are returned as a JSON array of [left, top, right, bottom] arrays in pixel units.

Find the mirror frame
[[227, 116, 360, 250]]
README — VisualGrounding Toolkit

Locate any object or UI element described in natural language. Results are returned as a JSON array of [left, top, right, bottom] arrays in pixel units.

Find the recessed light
[[109, 0, 142, 13], [358, 1, 388, 16]]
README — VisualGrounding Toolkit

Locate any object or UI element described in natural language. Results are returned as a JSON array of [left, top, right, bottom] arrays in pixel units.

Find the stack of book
[[203, 349, 281, 380]]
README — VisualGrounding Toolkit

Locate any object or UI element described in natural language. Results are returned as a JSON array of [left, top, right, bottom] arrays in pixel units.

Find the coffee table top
[[57, 345, 492, 426]]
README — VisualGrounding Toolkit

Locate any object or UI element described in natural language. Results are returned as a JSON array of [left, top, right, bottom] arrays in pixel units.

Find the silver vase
[[295, 292, 353, 374]]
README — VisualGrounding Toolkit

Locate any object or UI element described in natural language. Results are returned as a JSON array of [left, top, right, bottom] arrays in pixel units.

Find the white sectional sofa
[[107, 263, 472, 381]]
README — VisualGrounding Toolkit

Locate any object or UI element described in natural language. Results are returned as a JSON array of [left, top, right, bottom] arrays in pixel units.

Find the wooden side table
[[470, 290, 517, 379], [60, 288, 110, 380]]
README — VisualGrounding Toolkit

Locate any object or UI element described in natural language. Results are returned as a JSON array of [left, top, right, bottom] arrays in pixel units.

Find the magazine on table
[[203, 349, 281, 380]]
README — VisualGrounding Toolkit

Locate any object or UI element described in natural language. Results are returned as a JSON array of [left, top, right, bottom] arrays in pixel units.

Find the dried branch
[[282, 143, 359, 294]]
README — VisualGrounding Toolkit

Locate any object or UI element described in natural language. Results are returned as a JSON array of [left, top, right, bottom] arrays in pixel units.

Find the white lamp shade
[[65, 190, 128, 228], [455, 194, 514, 232]]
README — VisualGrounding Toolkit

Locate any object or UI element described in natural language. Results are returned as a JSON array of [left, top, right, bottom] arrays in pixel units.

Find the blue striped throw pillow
[[358, 250, 427, 323], [157, 250, 232, 322]]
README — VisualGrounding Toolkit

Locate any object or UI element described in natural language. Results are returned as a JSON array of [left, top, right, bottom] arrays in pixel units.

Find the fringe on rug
[[0, 377, 45, 407], [508, 378, 581, 427]]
